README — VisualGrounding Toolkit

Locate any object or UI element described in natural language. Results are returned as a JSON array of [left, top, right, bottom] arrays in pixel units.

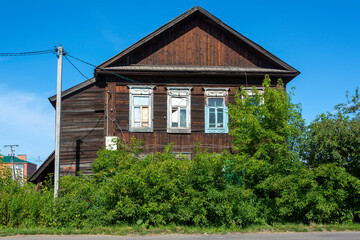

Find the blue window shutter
[[224, 106, 229, 133], [205, 106, 209, 133]]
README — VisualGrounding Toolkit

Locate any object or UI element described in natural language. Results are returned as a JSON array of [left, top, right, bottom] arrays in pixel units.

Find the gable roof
[[28, 151, 54, 183], [97, 6, 299, 75], [48, 77, 96, 106]]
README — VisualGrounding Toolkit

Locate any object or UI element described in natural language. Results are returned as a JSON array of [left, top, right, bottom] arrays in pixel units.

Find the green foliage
[[89, 141, 259, 227], [228, 75, 305, 187], [303, 88, 360, 177], [1, 77, 360, 230]]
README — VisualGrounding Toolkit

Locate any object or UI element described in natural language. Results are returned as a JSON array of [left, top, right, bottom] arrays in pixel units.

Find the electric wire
[[63, 54, 259, 148], [0, 49, 54, 56], [64, 55, 88, 80], [66, 54, 257, 106], [66, 54, 138, 83], [104, 111, 126, 144], [105, 91, 126, 144]]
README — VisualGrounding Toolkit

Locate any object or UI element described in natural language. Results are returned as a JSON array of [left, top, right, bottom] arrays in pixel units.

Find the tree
[[303, 88, 360, 178], [228, 75, 305, 186]]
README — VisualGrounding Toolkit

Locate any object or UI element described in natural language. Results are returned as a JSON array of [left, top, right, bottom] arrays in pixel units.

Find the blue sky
[[0, 0, 359, 164]]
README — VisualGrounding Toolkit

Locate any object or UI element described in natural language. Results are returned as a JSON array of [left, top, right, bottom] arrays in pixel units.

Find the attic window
[[167, 87, 192, 133], [128, 85, 155, 132]]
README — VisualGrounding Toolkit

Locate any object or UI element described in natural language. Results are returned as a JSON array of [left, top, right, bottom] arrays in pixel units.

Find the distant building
[[0, 155, 37, 182]]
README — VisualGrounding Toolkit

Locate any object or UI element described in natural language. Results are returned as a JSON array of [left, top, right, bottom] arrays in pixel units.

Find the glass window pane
[[208, 98, 216, 107], [248, 96, 258, 106], [142, 107, 149, 127], [172, 108, 178, 127], [171, 97, 186, 107], [134, 107, 140, 122], [209, 98, 223, 107], [217, 108, 223, 127], [134, 96, 149, 106], [209, 108, 215, 128], [180, 108, 186, 127]]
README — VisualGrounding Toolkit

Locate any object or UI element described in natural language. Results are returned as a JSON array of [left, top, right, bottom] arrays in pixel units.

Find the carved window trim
[[203, 88, 229, 134], [242, 87, 265, 105], [167, 87, 192, 133], [128, 85, 155, 132]]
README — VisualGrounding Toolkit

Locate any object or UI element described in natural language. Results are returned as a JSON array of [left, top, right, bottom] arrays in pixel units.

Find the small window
[[128, 85, 155, 132], [204, 88, 229, 133], [167, 87, 192, 133]]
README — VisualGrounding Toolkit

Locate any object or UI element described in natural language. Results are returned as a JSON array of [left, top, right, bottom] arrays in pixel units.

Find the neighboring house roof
[[96, 6, 299, 75], [28, 151, 54, 183], [1, 156, 28, 164]]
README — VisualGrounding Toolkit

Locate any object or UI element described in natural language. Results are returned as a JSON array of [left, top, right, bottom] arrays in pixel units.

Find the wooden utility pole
[[54, 46, 64, 198], [4, 144, 19, 180]]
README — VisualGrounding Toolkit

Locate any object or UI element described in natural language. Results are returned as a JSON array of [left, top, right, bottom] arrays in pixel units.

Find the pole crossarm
[[4, 145, 19, 180]]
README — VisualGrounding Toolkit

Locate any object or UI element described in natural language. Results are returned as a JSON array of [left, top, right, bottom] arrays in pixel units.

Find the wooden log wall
[[112, 83, 252, 155], [59, 84, 105, 175]]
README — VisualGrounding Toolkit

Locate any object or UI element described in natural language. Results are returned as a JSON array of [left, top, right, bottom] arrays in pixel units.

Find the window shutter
[[205, 106, 209, 133], [224, 106, 229, 133]]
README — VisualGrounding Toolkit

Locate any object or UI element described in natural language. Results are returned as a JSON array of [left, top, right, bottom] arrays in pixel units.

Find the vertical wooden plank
[[107, 82, 117, 136]]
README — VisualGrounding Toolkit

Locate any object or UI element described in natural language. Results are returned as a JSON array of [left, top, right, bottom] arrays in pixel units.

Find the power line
[[64, 55, 88, 80], [65, 54, 228, 106], [0, 49, 54, 56], [66, 54, 138, 83]]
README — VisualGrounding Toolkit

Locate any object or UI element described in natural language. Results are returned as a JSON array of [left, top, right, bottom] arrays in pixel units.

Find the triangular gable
[[98, 6, 298, 73]]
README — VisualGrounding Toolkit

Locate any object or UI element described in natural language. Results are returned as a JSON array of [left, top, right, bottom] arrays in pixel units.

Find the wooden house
[[29, 6, 299, 184]]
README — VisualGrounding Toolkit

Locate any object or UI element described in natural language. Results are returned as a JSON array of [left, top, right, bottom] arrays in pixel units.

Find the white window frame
[[167, 87, 192, 133], [204, 88, 229, 133], [242, 87, 265, 104], [128, 85, 155, 132]]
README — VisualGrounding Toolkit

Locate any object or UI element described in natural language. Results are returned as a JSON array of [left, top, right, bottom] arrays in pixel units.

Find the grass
[[1, 223, 360, 237]]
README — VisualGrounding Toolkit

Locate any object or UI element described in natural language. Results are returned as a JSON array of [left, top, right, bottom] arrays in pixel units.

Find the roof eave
[[28, 150, 55, 183], [96, 68, 299, 77], [48, 78, 96, 107]]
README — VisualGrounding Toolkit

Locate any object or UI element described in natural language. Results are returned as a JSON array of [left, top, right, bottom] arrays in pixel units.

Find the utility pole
[[4, 144, 19, 180], [54, 46, 64, 198]]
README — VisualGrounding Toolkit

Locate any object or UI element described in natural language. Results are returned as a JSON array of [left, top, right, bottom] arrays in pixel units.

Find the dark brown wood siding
[[110, 14, 283, 69], [111, 83, 255, 155], [59, 83, 105, 175]]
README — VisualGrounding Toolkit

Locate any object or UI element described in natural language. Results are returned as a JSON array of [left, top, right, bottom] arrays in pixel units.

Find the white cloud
[[0, 85, 54, 161], [102, 30, 125, 52]]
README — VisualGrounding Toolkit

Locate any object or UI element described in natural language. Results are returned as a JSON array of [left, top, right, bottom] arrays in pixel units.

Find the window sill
[[167, 128, 191, 134], [129, 127, 154, 133], [205, 128, 228, 134]]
